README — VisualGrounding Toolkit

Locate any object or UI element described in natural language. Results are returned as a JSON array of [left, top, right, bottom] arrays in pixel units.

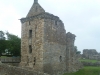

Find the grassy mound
[[63, 66, 100, 75]]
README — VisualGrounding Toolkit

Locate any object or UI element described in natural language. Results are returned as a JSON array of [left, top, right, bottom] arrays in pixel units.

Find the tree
[[6, 32, 21, 56], [0, 40, 6, 56], [74, 46, 81, 54], [0, 31, 21, 56], [76, 51, 81, 54], [0, 31, 6, 56], [0, 31, 5, 40]]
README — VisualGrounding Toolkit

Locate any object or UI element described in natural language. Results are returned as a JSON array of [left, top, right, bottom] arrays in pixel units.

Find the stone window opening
[[34, 57, 36, 65], [29, 30, 32, 38], [29, 21, 31, 25], [29, 45, 32, 53], [34, 63, 35, 65], [59, 56, 62, 62], [55, 21, 57, 25]]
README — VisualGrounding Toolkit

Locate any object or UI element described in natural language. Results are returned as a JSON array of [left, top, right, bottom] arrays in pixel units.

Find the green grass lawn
[[80, 59, 98, 63], [0, 56, 7, 58], [0, 56, 8, 59], [63, 66, 100, 75]]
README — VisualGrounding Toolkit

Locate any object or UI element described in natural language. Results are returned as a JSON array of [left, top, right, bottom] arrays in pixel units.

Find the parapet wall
[[0, 63, 49, 75]]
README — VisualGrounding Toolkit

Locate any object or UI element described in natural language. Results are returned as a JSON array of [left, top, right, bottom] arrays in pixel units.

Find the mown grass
[[63, 66, 100, 75], [0, 56, 7, 58], [80, 59, 98, 63]]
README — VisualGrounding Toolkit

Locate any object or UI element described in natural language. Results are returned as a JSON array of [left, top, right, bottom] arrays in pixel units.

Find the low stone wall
[[81, 61, 100, 66], [0, 57, 20, 63], [2, 63, 19, 66], [0, 63, 49, 75]]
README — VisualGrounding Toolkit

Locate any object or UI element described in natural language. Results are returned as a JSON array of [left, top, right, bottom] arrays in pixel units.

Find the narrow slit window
[[55, 21, 57, 25], [29, 45, 32, 53], [59, 56, 62, 62], [34, 57, 36, 65], [29, 30, 32, 38], [29, 21, 31, 25], [34, 57, 36, 62]]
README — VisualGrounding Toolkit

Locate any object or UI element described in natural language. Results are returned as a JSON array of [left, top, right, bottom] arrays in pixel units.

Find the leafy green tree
[[0, 31, 6, 56], [0, 31, 5, 40], [74, 46, 81, 54], [6, 32, 21, 56], [0, 40, 6, 56], [0, 31, 21, 56], [76, 51, 81, 54]]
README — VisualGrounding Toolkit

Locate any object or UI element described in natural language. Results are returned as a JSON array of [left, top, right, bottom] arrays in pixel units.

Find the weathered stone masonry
[[0, 63, 49, 75], [20, 0, 82, 75], [82, 49, 100, 60]]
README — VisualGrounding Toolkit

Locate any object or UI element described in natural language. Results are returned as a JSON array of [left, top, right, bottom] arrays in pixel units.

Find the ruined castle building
[[66, 32, 76, 72], [83, 49, 98, 60], [20, 0, 81, 75]]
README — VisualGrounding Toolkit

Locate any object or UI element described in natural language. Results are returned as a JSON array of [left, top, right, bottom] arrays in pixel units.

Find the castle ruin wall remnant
[[20, 0, 82, 75]]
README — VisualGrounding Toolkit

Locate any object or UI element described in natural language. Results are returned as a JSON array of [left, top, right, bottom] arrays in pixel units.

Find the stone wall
[[20, 13, 82, 74], [66, 32, 82, 72], [0, 63, 49, 75], [82, 49, 100, 60], [20, 18, 44, 71], [0, 57, 20, 66], [20, 0, 82, 75], [43, 18, 67, 75], [0, 57, 20, 63]]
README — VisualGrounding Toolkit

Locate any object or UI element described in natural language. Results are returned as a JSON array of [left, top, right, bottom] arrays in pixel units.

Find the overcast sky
[[0, 0, 100, 53]]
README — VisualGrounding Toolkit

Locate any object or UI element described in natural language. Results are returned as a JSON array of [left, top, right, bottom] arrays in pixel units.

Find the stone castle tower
[[20, 0, 81, 75]]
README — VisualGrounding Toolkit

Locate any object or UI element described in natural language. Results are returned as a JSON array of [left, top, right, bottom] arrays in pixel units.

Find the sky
[[0, 0, 100, 53]]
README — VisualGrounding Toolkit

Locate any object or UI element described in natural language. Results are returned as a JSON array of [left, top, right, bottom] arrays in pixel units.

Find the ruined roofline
[[20, 12, 62, 23], [66, 32, 76, 40]]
